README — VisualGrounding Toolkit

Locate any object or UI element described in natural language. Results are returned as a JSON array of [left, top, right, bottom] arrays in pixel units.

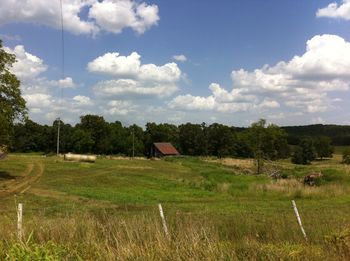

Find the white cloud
[[105, 100, 136, 115], [58, 77, 76, 88], [73, 95, 93, 106], [0, 0, 159, 36], [173, 54, 187, 62], [4, 44, 91, 124], [4, 45, 47, 80], [94, 79, 178, 98], [88, 52, 181, 82], [23, 93, 54, 108], [170, 34, 350, 116], [169, 94, 215, 111], [89, 0, 159, 34], [317, 0, 350, 20], [89, 51, 182, 97]]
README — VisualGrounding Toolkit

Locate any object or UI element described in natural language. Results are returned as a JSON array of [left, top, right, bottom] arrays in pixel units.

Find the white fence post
[[17, 203, 23, 241], [158, 203, 170, 239], [291, 200, 308, 241]]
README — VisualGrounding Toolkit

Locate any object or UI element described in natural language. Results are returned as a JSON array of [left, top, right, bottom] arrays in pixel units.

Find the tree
[[314, 136, 333, 159], [206, 123, 237, 158], [246, 119, 289, 174], [179, 123, 208, 155], [77, 115, 109, 154], [0, 39, 26, 146], [291, 138, 316, 165]]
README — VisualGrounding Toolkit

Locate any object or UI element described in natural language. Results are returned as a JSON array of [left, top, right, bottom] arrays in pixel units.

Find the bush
[[342, 149, 350, 165]]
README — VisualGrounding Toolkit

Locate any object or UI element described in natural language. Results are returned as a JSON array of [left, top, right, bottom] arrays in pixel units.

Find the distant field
[[334, 145, 350, 154], [1, 153, 350, 260]]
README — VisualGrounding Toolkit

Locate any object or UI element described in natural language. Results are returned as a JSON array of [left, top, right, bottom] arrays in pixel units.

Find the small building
[[151, 142, 180, 157]]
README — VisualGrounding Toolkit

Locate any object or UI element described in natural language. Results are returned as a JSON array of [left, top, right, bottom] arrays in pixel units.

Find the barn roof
[[154, 142, 180, 155]]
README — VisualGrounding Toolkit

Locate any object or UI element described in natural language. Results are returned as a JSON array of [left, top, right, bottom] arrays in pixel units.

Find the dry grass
[[205, 158, 255, 170], [0, 211, 344, 260], [255, 178, 350, 198]]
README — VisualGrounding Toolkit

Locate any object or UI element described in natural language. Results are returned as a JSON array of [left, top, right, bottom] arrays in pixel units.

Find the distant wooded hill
[[281, 125, 350, 145]]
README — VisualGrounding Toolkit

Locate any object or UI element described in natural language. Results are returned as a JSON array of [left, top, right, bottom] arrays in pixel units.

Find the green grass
[[1, 153, 350, 259]]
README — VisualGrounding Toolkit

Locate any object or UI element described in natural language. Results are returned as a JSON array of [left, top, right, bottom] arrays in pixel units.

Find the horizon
[[1, 0, 350, 127]]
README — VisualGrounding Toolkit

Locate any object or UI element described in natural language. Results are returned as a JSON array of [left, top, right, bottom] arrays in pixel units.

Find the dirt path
[[0, 161, 44, 198]]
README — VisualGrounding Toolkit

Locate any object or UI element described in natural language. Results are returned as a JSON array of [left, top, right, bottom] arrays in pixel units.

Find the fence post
[[17, 203, 23, 241], [158, 203, 170, 239], [291, 200, 308, 241]]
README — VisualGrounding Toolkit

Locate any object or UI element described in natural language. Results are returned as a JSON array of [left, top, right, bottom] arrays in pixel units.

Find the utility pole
[[132, 127, 135, 159], [56, 117, 60, 156]]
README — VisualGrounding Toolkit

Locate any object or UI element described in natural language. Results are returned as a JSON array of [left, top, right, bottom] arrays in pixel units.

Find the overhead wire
[[57, 0, 65, 156]]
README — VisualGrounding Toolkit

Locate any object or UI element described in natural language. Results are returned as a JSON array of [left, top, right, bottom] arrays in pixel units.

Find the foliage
[[179, 123, 208, 155], [0, 39, 27, 146], [342, 149, 350, 165], [292, 138, 316, 164], [246, 119, 289, 174], [314, 136, 334, 159]]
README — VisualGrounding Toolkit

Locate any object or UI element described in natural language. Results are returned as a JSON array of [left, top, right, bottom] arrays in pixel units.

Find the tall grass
[[0, 209, 349, 260]]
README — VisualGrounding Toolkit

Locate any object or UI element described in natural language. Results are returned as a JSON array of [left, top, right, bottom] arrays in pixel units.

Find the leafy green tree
[[246, 119, 289, 174], [109, 121, 128, 155], [207, 123, 237, 158], [179, 123, 208, 155], [291, 138, 316, 165], [0, 39, 27, 146], [125, 124, 144, 157], [12, 119, 51, 152], [52, 119, 73, 153], [71, 128, 94, 153], [77, 115, 109, 154], [314, 136, 333, 159]]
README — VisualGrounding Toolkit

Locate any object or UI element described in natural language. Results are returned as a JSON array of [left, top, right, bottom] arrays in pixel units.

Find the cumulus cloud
[[173, 54, 187, 62], [317, 0, 350, 20], [4, 45, 47, 80], [88, 52, 181, 82], [89, 0, 159, 34], [170, 34, 350, 115], [89, 51, 182, 97], [22, 93, 54, 108], [4, 44, 89, 123], [0, 0, 159, 36], [105, 100, 137, 115], [73, 95, 93, 106]]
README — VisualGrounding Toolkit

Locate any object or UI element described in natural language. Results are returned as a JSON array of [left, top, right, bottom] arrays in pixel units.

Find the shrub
[[342, 149, 350, 165]]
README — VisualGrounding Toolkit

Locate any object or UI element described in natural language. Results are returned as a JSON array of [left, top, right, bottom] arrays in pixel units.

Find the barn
[[151, 142, 180, 157]]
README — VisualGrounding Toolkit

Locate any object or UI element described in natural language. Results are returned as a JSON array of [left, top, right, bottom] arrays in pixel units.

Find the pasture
[[1, 153, 350, 260]]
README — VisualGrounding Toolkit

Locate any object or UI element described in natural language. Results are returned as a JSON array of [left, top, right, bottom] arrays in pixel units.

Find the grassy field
[[1, 152, 350, 260]]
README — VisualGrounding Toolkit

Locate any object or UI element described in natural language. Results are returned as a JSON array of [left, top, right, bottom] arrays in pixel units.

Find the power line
[[57, 0, 65, 156]]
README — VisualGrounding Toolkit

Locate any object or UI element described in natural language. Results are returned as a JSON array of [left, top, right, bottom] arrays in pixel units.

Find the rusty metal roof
[[154, 143, 180, 155]]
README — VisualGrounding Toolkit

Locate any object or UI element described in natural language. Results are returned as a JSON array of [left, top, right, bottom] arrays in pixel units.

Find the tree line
[[9, 116, 334, 162]]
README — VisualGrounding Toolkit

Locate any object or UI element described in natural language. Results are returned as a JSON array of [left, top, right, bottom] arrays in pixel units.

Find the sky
[[1, 0, 350, 127]]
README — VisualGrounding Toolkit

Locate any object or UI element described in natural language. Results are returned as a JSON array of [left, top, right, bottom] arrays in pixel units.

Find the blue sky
[[1, 0, 350, 126]]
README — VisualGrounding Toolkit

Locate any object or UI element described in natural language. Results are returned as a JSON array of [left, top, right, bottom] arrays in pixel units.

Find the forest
[[8, 115, 340, 162]]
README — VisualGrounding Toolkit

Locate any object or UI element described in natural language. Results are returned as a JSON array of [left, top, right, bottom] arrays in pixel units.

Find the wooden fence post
[[158, 203, 170, 239], [291, 200, 308, 241], [17, 203, 23, 241]]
